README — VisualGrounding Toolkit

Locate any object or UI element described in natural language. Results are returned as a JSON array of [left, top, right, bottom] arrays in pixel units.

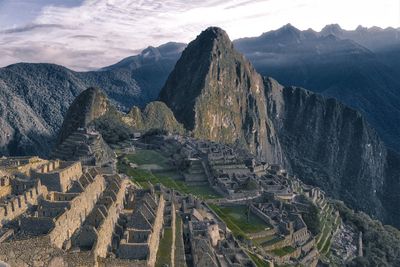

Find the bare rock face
[[159, 27, 284, 163], [264, 77, 388, 220]]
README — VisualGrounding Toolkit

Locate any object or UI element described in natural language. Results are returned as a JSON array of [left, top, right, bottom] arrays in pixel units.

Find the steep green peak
[[57, 87, 110, 144]]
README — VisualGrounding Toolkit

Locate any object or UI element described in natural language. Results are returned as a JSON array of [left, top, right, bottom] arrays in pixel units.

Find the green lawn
[[253, 234, 277, 245], [155, 228, 173, 267], [209, 204, 270, 238], [249, 252, 270, 267], [118, 159, 222, 199], [261, 236, 285, 247], [271, 246, 296, 256], [126, 149, 171, 168], [174, 216, 186, 267]]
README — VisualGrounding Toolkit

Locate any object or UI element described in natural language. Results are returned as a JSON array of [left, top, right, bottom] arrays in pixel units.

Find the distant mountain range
[[58, 27, 400, 230], [157, 27, 400, 228], [0, 42, 185, 156], [1, 24, 399, 157], [234, 24, 400, 152]]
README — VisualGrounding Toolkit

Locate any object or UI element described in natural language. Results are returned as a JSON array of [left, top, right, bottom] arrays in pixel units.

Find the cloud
[[0, 0, 398, 71], [0, 24, 72, 34]]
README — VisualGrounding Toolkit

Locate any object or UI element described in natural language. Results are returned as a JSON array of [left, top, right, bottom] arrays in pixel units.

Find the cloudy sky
[[0, 0, 399, 71]]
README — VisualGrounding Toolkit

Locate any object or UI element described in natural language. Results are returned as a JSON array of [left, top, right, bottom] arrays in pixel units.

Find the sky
[[0, 0, 399, 71]]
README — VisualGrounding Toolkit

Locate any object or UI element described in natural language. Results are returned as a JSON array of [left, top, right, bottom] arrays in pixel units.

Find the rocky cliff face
[[159, 27, 283, 163], [234, 24, 400, 153], [264, 77, 391, 221]]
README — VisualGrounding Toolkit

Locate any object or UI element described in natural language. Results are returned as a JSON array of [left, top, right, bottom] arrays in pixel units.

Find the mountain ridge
[[160, 27, 284, 163]]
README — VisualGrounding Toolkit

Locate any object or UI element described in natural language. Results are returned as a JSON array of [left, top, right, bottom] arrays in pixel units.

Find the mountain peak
[[202, 26, 229, 38], [321, 24, 343, 36], [57, 87, 110, 144], [159, 27, 283, 162], [194, 26, 232, 49], [140, 46, 162, 60], [269, 23, 302, 42], [277, 23, 300, 33]]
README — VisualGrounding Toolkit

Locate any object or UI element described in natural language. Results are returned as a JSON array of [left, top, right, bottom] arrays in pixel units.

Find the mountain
[[159, 27, 284, 163], [157, 26, 400, 227], [265, 78, 389, 219], [123, 101, 185, 134], [320, 24, 400, 51], [234, 24, 400, 153], [57, 87, 184, 147], [0, 42, 185, 156], [56, 87, 112, 145]]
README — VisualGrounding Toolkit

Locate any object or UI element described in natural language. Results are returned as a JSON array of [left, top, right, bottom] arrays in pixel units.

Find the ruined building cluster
[[137, 134, 342, 266], [0, 156, 168, 267]]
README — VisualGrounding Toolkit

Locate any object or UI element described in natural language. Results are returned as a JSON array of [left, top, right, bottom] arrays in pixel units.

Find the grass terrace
[[271, 246, 296, 256], [174, 216, 186, 267], [155, 228, 173, 267], [249, 252, 270, 267], [126, 149, 171, 169], [209, 204, 270, 238], [118, 157, 222, 199]]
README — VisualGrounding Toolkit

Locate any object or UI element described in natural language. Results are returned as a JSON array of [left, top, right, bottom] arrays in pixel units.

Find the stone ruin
[[52, 127, 116, 171], [0, 156, 170, 267], [180, 194, 256, 267]]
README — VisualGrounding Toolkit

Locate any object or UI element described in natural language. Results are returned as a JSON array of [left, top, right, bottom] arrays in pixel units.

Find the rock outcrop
[[57, 87, 111, 145], [157, 27, 400, 227], [234, 24, 400, 153], [123, 101, 185, 134], [264, 77, 387, 219], [53, 88, 118, 166], [159, 27, 284, 164]]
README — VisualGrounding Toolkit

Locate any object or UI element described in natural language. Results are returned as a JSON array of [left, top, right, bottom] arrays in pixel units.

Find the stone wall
[[49, 174, 106, 248], [263, 236, 291, 251], [247, 228, 276, 240], [99, 258, 147, 267], [0, 181, 11, 199], [32, 161, 82, 192], [92, 178, 128, 258], [170, 201, 176, 267], [0, 156, 47, 176], [250, 204, 275, 226], [147, 194, 165, 267], [0, 180, 47, 227], [273, 246, 301, 265]]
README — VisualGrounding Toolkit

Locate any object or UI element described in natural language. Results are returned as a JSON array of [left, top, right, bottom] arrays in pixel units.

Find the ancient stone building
[[52, 128, 116, 169], [31, 160, 82, 192], [117, 188, 165, 267]]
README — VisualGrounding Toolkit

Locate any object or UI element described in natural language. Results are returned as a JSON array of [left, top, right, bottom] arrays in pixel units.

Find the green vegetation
[[248, 252, 270, 267], [261, 236, 284, 247], [174, 216, 186, 267], [315, 202, 339, 255], [271, 246, 296, 256], [333, 200, 400, 267], [252, 235, 276, 245], [209, 204, 269, 239], [299, 196, 321, 235], [155, 228, 173, 267], [92, 112, 134, 144], [126, 149, 170, 168], [118, 156, 221, 199]]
